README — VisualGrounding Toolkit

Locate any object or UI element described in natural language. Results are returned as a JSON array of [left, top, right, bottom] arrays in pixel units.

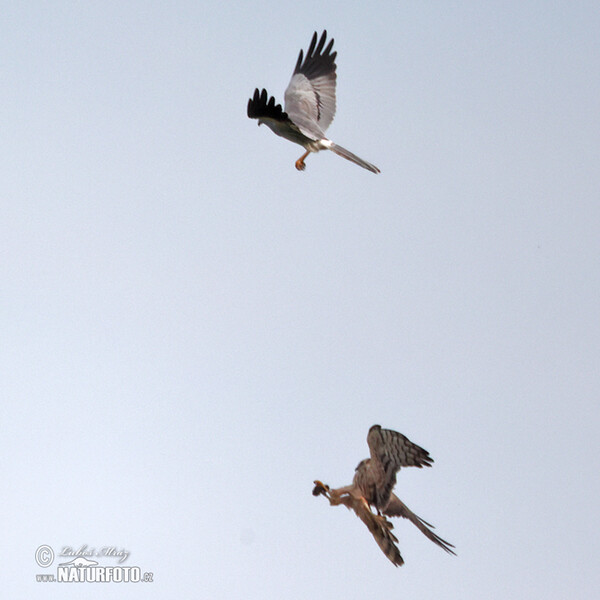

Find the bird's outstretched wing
[[313, 481, 404, 567], [366, 425, 433, 510], [384, 493, 456, 555], [284, 30, 337, 140]]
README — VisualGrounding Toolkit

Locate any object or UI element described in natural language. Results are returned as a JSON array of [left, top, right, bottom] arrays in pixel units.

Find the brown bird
[[313, 424, 455, 566]]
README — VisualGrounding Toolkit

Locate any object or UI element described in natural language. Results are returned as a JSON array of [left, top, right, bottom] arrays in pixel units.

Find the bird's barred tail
[[330, 143, 380, 174], [384, 494, 456, 556]]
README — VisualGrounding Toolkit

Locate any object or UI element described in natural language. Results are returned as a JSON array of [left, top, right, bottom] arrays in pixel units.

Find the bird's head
[[355, 458, 370, 472]]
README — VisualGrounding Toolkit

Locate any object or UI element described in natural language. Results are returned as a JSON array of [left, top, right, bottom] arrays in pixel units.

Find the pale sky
[[2, 1, 600, 598]]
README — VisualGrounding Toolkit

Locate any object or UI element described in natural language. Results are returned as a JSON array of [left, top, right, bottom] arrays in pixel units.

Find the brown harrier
[[247, 31, 380, 173], [313, 424, 455, 566]]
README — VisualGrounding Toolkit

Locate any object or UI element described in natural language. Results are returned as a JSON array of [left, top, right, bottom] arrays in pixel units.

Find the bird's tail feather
[[384, 494, 456, 555], [330, 143, 380, 174]]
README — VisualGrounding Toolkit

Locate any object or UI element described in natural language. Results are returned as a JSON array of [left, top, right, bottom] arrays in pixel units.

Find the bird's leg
[[366, 500, 391, 527], [295, 150, 310, 171], [375, 513, 394, 532]]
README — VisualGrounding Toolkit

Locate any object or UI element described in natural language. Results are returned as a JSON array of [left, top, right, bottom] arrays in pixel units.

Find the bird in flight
[[247, 31, 380, 174], [313, 424, 455, 567]]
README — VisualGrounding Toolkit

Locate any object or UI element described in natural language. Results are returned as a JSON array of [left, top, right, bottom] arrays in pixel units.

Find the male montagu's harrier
[[247, 31, 380, 173]]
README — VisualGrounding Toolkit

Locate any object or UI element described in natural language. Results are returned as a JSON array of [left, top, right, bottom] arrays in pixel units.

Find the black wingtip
[[293, 30, 336, 78], [247, 88, 287, 121]]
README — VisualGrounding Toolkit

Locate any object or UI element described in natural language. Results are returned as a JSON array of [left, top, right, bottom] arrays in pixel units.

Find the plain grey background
[[2, 1, 599, 597]]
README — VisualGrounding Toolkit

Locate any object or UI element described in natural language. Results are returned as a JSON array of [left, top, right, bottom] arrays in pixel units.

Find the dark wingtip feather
[[247, 88, 287, 121], [293, 30, 337, 79]]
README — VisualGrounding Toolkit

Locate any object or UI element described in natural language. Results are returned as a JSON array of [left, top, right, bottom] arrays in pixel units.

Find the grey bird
[[313, 424, 455, 566], [247, 31, 380, 173]]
